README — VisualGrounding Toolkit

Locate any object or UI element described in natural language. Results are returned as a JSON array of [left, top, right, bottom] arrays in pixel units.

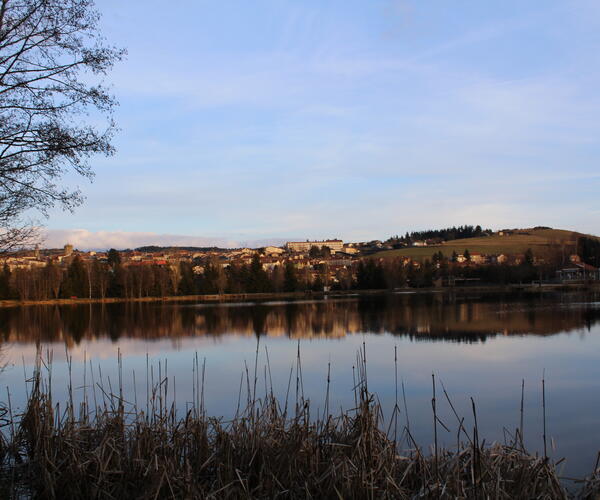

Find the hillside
[[374, 228, 598, 261]]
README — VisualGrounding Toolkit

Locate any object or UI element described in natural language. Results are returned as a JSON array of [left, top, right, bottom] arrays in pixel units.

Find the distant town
[[1, 225, 599, 301]]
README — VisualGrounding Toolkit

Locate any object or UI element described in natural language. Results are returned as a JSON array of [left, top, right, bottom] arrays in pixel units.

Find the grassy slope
[[374, 228, 595, 261]]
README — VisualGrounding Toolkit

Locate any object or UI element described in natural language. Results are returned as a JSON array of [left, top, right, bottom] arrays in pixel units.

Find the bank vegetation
[[0, 350, 598, 499]]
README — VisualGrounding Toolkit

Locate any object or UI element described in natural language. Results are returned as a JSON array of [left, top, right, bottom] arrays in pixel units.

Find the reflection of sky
[[2, 296, 600, 479]]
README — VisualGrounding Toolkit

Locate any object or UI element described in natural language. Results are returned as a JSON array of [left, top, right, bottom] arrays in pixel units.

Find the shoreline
[[1, 282, 599, 308]]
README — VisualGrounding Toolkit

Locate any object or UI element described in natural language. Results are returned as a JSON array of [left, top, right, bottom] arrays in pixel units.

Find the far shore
[[1, 282, 599, 308]]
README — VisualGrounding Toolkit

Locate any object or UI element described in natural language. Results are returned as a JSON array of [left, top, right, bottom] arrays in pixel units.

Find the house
[[557, 262, 600, 282], [264, 246, 284, 255], [488, 254, 506, 264], [260, 256, 283, 271], [469, 252, 486, 264]]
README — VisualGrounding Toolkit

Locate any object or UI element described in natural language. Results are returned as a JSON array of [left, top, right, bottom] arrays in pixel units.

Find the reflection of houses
[[557, 262, 600, 282], [7, 294, 600, 346]]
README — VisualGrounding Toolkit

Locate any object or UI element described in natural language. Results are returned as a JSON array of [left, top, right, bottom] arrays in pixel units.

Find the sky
[[42, 0, 600, 249]]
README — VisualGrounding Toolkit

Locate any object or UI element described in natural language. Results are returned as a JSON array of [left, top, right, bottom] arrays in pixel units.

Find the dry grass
[[375, 228, 588, 261], [0, 348, 597, 499]]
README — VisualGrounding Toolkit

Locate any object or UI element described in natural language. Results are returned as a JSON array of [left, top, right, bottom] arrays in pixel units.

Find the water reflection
[[0, 292, 599, 346], [2, 291, 600, 480]]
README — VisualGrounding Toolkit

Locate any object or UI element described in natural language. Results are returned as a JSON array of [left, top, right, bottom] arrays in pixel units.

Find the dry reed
[[0, 347, 596, 499]]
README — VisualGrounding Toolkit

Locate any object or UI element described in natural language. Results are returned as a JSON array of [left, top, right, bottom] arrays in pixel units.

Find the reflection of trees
[[1, 292, 600, 345]]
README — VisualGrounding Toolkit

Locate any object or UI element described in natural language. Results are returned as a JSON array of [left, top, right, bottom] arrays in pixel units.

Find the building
[[495, 254, 508, 264], [285, 239, 344, 253], [264, 246, 285, 255], [469, 252, 486, 264], [557, 262, 600, 282]]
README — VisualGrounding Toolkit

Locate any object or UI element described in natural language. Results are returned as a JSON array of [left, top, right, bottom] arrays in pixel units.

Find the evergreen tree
[[406, 261, 417, 287], [226, 263, 246, 293], [62, 255, 87, 298], [309, 245, 321, 258], [283, 261, 299, 292], [524, 248, 534, 266], [422, 260, 434, 287], [312, 274, 324, 291], [108, 264, 125, 298], [320, 245, 332, 258], [356, 260, 367, 289], [356, 259, 386, 289], [248, 254, 271, 293], [198, 259, 225, 294], [178, 262, 196, 295], [439, 254, 450, 278], [577, 237, 600, 267], [432, 251, 445, 266], [107, 248, 121, 268]]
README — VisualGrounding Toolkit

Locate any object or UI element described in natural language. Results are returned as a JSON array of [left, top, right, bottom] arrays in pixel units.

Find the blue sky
[[43, 0, 600, 248]]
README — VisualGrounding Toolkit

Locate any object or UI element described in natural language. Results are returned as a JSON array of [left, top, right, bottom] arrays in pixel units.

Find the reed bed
[[0, 347, 597, 499]]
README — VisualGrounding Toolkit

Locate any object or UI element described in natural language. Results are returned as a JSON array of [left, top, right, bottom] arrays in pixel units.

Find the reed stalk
[[0, 350, 594, 499]]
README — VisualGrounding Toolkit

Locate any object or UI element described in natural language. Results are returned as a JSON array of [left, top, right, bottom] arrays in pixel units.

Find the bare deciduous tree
[[0, 0, 124, 251]]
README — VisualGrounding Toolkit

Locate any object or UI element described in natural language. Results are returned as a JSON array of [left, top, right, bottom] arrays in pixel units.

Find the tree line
[[0, 245, 576, 301], [387, 225, 491, 247], [0, 253, 316, 301]]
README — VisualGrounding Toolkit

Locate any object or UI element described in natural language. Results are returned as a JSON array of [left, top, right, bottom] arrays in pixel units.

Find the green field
[[374, 228, 594, 261]]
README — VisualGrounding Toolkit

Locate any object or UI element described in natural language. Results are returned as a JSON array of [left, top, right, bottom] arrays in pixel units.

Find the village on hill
[[1, 226, 599, 301]]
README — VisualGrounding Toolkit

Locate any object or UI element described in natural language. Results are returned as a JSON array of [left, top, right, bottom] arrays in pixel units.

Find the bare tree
[[13, 266, 32, 299], [150, 264, 169, 297], [43, 258, 61, 297], [0, 0, 124, 251], [93, 259, 109, 299]]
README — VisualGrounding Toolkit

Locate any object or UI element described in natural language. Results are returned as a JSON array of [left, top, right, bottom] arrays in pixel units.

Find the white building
[[285, 240, 344, 253]]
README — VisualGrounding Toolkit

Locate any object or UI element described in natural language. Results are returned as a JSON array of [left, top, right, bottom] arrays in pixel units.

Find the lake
[[1, 290, 599, 480]]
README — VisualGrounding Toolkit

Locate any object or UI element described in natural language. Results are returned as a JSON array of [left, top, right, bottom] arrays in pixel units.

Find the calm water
[[1, 291, 600, 479]]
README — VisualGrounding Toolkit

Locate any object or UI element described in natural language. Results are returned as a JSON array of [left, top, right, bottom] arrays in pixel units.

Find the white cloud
[[41, 229, 289, 251]]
